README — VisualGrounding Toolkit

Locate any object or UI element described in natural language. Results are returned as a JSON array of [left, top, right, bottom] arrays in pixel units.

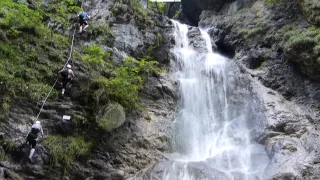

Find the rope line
[[35, 28, 77, 121], [34, 0, 86, 122]]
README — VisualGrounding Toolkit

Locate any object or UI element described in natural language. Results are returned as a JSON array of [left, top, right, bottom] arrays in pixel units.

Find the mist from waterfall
[[163, 21, 270, 180]]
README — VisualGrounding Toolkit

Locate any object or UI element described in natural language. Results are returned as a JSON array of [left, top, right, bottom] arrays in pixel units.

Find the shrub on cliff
[[0, 1, 73, 121], [284, 27, 320, 80], [111, 0, 155, 28], [78, 44, 160, 109], [297, 0, 320, 26], [44, 135, 94, 169]]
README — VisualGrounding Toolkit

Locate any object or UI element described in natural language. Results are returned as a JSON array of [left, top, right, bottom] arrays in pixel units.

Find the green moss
[[156, 33, 162, 44], [81, 43, 160, 110], [173, 10, 181, 19], [297, 0, 320, 26], [147, 0, 166, 15], [1, 139, 16, 152], [147, 33, 163, 54], [0, 1, 73, 120], [96, 103, 125, 131], [284, 27, 320, 79], [82, 44, 109, 68], [239, 23, 269, 40], [264, 0, 280, 5], [112, 0, 155, 28], [285, 36, 316, 51], [284, 27, 319, 52], [146, 115, 152, 122], [314, 45, 320, 56], [3, 169, 23, 180], [236, 8, 250, 14], [88, 22, 114, 45], [111, 8, 120, 15], [103, 56, 160, 109], [44, 135, 94, 169]]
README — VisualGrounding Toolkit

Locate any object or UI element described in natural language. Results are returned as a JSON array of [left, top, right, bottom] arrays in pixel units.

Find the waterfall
[[131, 21, 270, 180], [164, 21, 270, 179]]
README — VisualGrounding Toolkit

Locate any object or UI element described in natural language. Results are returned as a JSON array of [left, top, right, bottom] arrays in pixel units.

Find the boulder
[[96, 103, 126, 132]]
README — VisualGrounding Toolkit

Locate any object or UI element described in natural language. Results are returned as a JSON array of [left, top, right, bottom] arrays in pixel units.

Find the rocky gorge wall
[[181, 0, 320, 179], [1, 0, 320, 179], [0, 0, 178, 179]]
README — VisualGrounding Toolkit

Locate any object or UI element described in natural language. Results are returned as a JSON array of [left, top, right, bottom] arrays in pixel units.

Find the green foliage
[[284, 27, 320, 79], [284, 27, 320, 52], [101, 56, 159, 109], [236, 8, 250, 14], [87, 22, 114, 45], [0, 0, 44, 36], [239, 23, 269, 40], [132, 0, 154, 27], [147, 32, 163, 54], [44, 0, 82, 27], [80, 44, 160, 110], [44, 135, 94, 168], [112, 0, 155, 28], [147, 0, 166, 15], [173, 10, 181, 19], [264, 0, 280, 5], [146, 115, 152, 122], [314, 45, 320, 56], [156, 33, 163, 44], [0, 1, 72, 120], [82, 44, 109, 69], [1, 139, 16, 152], [297, 0, 320, 26]]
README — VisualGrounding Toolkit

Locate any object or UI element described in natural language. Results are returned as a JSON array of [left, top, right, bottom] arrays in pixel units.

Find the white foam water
[[164, 20, 269, 180]]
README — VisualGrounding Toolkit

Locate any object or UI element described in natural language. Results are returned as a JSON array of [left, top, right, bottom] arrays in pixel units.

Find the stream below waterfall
[[133, 21, 270, 180]]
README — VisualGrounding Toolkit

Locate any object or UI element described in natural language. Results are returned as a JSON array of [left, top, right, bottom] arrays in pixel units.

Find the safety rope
[[34, 0, 85, 121], [35, 28, 77, 121]]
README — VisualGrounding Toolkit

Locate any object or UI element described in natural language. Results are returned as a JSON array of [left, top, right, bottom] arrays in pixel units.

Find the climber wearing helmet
[[78, 11, 90, 33], [26, 121, 44, 160], [58, 64, 76, 95]]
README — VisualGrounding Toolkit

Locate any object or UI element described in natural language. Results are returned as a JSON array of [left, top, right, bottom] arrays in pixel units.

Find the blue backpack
[[79, 12, 87, 20]]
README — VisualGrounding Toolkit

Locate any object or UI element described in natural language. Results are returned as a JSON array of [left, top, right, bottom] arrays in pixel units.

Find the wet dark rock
[[89, 159, 106, 170], [181, 0, 237, 25], [0, 0, 176, 179], [133, 161, 230, 180], [193, 0, 320, 179]]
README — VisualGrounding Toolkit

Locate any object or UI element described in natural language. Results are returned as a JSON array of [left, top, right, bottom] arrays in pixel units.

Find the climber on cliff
[[58, 64, 76, 95], [78, 11, 90, 33], [25, 121, 44, 161]]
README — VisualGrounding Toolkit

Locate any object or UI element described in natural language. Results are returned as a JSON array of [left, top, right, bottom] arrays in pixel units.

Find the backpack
[[60, 69, 69, 78], [31, 127, 40, 134], [79, 13, 86, 20], [27, 132, 38, 141]]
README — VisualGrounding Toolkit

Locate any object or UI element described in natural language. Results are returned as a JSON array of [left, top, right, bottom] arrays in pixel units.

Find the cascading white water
[[164, 21, 270, 180]]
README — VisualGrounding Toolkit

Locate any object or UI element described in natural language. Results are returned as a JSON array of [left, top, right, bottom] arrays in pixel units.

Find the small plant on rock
[[44, 135, 94, 169]]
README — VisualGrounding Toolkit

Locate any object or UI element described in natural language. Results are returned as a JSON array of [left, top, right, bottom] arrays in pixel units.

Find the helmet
[[67, 64, 72, 69], [35, 121, 41, 125]]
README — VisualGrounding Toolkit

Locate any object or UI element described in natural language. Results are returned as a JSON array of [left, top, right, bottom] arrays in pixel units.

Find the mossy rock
[[284, 27, 320, 80], [3, 169, 23, 180], [44, 135, 94, 168], [298, 0, 320, 26], [96, 102, 126, 132]]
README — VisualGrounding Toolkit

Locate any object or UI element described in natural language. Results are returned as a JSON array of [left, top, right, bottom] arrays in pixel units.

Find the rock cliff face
[[0, 0, 177, 179], [182, 0, 320, 179]]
